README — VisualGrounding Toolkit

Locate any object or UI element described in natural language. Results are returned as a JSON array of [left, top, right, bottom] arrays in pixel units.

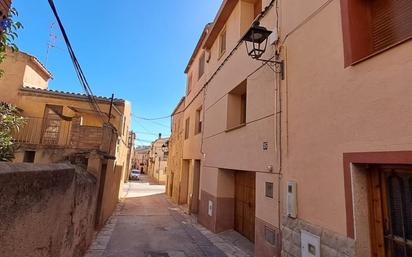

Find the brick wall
[[70, 117, 104, 150]]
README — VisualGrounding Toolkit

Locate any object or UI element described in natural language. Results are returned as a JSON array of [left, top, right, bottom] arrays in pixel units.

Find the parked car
[[130, 169, 141, 180]]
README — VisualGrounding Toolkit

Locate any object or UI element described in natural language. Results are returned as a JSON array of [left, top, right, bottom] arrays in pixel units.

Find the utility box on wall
[[301, 230, 320, 257], [287, 181, 297, 218], [208, 200, 213, 216]]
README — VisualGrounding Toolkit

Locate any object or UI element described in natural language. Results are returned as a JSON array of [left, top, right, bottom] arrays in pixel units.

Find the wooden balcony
[[13, 117, 110, 151]]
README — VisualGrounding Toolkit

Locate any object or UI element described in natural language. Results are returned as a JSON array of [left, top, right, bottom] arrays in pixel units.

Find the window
[[219, 27, 227, 58], [226, 80, 247, 130], [198, 51, 205, 80], [265, 182, 274, 198], [23, 151, 35, 163], [368, 166, 412, 257], [42, 105, 63, 145], [341, 0, 412, 66], [186, 73, 193, 94], [122, 116, 126, 136], [195, 107, 202, 135], [185, 118, 190, 139], [264, 227, 276, 246]]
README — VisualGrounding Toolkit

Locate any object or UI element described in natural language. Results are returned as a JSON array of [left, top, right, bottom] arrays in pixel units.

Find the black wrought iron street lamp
[[242, 21, 273, 60], [241, 21, 284, 79]]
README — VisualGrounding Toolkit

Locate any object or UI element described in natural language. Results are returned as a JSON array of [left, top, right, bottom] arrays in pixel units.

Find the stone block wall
[[0, 163, 98, 257], [281, 216, 355, 257]]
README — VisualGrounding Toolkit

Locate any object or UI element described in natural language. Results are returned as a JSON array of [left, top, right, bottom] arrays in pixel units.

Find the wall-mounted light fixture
[[241, 21, 284, 79], [161, 142, 168, 153]]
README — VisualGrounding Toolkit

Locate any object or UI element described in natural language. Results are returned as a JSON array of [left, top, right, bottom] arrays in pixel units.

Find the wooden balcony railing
[[13, 117, 110, 151], [14, 117, 72, 146]]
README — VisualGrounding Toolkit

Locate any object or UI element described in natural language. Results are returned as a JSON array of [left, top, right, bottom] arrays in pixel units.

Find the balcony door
[[41, 105, 63, 145]]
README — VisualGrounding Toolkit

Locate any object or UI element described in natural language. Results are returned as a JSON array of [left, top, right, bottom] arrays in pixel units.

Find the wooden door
[[235, 171, 256, 242], [369, 166, 412, 257], [190, 160, 201, 214]]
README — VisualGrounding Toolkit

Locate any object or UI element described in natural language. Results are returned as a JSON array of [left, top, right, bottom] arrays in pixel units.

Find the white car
[[130, 169, 141, 180]]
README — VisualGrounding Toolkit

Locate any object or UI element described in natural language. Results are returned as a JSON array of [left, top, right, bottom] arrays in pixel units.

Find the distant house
[[148, 135, 169, 184], [132, 146, 150, 173]]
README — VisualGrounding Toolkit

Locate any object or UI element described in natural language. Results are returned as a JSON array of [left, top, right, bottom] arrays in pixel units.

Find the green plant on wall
[[0, 7, 24, 161], [0, 102, 25, 161], [0, 7, 23, 77]]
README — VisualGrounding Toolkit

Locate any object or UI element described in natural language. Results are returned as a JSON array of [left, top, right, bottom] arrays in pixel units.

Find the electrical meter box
[[301, 230, 321, 257]]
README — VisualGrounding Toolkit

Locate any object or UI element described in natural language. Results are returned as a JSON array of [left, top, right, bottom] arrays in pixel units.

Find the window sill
[[225, 123, 246, 133]]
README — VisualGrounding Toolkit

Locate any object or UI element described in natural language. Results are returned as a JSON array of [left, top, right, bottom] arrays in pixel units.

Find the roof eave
[[204, 0, 239, 50], [19, 87, 125, 104], [171, 97, 185, 115], [184, 23, 212, 74]]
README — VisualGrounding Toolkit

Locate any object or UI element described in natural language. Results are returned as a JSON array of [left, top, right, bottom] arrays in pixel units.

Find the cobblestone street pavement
[[85, 175, 252, 257]]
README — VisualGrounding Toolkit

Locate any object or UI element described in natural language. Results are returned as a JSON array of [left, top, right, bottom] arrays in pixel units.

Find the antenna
[[45, 22, 57, 65]]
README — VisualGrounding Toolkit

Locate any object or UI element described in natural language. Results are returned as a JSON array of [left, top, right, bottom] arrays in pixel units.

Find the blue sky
[[12, 0, 221, 145]]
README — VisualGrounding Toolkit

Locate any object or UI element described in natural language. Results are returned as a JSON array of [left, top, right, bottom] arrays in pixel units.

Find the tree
[[0, 7, 24, 161], [0, 7, 23, 77], [0, 103, 25, 161]]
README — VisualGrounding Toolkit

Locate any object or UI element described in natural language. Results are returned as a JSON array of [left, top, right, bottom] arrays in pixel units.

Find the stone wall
[[0, 163, 98, 257], [281, 216, 355, 257]]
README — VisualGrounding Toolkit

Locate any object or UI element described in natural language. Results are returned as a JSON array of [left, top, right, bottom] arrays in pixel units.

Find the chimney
[[158, 133, 162, 139]]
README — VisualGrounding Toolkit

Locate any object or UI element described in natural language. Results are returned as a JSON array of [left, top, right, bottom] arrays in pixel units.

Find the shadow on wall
[[0, 162, 98, 257]]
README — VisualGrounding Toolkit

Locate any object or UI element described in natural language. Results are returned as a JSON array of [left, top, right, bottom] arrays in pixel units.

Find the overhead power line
[[47, 0, 106, 124], [131, 114, 170, 128], [133, 115, 172, 121]]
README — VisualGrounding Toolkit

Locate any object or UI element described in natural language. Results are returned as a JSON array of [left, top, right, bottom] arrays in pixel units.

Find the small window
[[226, 80, 247, 130], [186, 73, 193, 94], [342, 0, 412, 66], [23, 151, 35, 163], [219, 27, 227, 58], [195, 107, 202, 135], [185, 118, 190, 139], [198, 52, 205, 80], [264, 226, 276, 246], [265, 182, 274, 198]]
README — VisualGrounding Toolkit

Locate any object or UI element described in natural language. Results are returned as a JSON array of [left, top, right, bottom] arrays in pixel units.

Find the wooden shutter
[[371, 0, 412, 52], [0, 0, 11, 19]]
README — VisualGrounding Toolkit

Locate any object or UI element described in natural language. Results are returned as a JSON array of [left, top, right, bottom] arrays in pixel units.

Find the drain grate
[[145, 252, 170, 257], [145, 251, 187, 257]]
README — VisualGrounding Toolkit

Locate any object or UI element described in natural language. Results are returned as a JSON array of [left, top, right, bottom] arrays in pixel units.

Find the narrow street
[[85, 175, 253, 257]]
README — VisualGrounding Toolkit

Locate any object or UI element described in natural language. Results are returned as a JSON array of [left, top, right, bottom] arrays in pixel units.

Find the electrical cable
[[133, 115, 171, 121], [47, 0, 107, 124]]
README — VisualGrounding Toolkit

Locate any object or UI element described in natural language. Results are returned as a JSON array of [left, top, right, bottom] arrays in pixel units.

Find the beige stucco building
[[167, 1, 280, 255], [277, 0, 412, 256], [169, 0, 412, 256], [147, 136, 169, 184], [0, 49, 133, 227], [132, 146, 149, 174], [166, 97, 185, 203]]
